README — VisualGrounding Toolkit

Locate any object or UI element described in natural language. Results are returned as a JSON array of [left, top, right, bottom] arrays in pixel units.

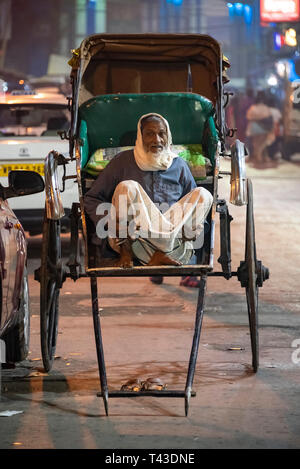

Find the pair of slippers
[[121, 377, 166, 392]]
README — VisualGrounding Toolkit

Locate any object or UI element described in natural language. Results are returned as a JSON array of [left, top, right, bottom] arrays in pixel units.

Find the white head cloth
[[133, 113, 177, 171]]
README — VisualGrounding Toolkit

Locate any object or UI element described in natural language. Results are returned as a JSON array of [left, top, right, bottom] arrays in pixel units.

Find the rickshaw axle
[[237, 260, 269, 288]]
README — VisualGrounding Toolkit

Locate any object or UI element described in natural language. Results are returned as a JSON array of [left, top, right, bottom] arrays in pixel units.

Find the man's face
[[141, 119, 168, 154]]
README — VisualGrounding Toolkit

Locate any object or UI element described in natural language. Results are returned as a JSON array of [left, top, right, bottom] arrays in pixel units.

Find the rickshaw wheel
[[40, 216, 63, 372], [245, 179, 259, 372]]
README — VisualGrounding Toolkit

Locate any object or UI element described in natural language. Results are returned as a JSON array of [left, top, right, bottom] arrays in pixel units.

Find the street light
[[227, 2, 253, 24], [166, 0, 183, 5]]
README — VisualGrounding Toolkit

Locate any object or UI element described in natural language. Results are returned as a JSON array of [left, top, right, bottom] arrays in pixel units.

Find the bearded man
[[84, 113, 213, 268]]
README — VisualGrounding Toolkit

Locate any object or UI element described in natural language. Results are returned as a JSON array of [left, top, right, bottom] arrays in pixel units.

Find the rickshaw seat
[[78, 92, 218, 171]]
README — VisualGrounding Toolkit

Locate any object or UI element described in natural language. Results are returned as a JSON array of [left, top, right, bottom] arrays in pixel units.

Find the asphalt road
[[1, 158, 300, 450]]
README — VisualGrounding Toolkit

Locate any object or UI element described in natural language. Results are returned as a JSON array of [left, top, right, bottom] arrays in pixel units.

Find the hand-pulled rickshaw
[[34, 34, 269, 416]]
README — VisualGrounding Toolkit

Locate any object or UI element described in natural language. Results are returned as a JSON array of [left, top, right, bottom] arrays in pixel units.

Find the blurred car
[[0, 69, 31, 94], [28, 75, 72, 97], [0, 170, 44, 363], [282, 80, 300, 160], [0, 88, 78, 235]]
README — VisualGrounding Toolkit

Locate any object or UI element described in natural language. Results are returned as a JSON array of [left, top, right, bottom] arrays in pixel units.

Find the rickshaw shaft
[[97, 390, 196, 398]]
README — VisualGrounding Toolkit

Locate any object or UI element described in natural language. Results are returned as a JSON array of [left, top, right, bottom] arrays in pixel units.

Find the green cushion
[[78, 92, 218, 168], [84, 143, 213, 181]]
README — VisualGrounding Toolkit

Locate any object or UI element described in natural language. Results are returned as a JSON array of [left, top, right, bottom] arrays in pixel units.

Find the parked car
[[0, 89, 78, 235], [0, 170, 44, 363]]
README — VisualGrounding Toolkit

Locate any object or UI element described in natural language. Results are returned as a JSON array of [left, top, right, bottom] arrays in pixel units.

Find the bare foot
[[115, 239, 134, 268], [147, 251, 182, 266], [114, 256, 133, 268]]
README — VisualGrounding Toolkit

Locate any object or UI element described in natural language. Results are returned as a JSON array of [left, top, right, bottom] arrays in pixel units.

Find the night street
[[1, 159, 300, 449]]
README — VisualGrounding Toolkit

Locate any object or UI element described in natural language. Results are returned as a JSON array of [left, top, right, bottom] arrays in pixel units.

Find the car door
[[0, 198, 26, 338]]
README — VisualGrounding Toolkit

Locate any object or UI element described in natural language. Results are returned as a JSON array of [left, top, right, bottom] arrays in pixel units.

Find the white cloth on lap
[[106, 180, 213, 265]]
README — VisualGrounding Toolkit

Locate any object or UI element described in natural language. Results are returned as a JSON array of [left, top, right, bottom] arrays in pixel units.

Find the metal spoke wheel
[[245, 179, 259, 372], [40, 215, 64, 372], [237, 179, 269, 373]]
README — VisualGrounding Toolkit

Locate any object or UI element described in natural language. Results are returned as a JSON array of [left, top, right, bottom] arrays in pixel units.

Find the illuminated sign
[[273, 28, 297, 50], [261, 0, 300, 22], [285, 28, 297, 46]]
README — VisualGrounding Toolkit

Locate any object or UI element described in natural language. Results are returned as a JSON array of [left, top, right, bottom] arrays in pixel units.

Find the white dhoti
[[98, 180, 213, 265]]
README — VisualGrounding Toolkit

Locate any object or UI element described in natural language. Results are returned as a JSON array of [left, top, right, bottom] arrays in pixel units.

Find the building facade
[[4, 0, 267, 87]]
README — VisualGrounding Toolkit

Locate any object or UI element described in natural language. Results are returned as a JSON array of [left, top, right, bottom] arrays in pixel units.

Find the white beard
[[143, 148, 174, 170], [133, 113, 177, 172]]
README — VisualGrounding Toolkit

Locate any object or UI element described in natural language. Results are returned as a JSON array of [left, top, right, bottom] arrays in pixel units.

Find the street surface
[[1, 158, 300, 449]]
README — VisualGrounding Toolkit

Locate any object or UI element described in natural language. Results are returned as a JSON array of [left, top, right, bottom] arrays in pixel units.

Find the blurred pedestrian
[[266, 95, 283, 161], [246, 91, 274, 167], [236, 88, 255, 143]]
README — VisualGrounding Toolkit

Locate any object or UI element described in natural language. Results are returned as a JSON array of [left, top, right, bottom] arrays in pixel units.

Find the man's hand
[[182, 226, 197, 242]]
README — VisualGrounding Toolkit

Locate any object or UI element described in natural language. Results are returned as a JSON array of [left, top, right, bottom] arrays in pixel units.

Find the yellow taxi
[[0, 88, 78, 235]]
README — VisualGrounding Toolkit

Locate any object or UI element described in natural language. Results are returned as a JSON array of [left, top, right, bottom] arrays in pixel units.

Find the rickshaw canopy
[[69, 33, 227, 106], [69, 33, 229, 146]]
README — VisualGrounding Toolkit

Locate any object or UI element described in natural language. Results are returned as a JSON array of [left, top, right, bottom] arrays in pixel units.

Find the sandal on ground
[[179, 276, 201, 288], [120, 378, 143, 392], [141, 377, 167, 391]]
